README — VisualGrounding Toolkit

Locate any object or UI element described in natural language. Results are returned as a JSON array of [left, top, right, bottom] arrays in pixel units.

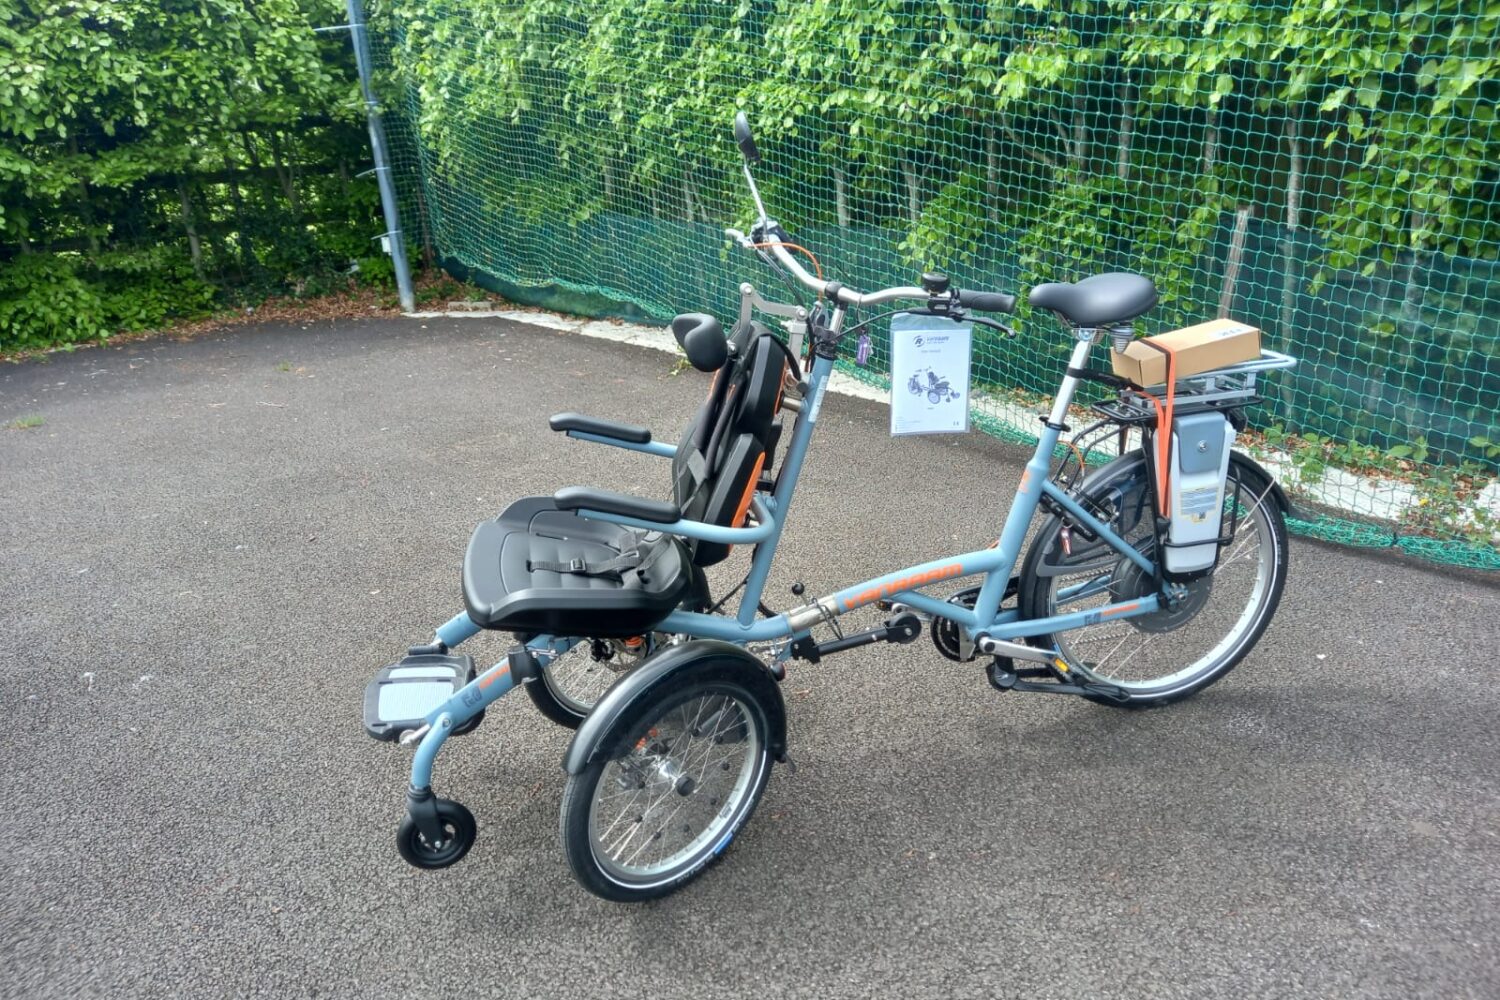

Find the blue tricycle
[[362, 113, 1295, 901]]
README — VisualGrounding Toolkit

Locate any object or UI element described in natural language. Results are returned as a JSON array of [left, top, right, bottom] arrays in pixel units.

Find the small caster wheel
[[396, 798, 476, 869], [451, 709, 485, 737]]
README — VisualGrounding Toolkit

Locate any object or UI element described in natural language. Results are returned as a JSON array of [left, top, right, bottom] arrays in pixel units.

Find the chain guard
[[931, 578, 1020, 662]]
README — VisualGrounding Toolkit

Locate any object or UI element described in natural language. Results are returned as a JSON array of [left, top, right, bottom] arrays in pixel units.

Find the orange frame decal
[[839, 563, 964, 612]]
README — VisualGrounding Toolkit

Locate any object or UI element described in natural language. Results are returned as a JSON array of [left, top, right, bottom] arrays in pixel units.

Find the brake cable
[[838, 305, 1017, 342], [753, 247, 812, 311]]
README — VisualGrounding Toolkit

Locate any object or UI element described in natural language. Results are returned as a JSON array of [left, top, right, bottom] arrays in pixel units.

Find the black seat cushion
[[462, 497, 691, 637], [690, 432, 766, 567], [668, 326, 787, 567], [1028, 272, 1158, 327], [733, 333, 786, 443]]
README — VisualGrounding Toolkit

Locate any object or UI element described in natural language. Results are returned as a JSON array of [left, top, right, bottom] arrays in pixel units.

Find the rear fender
[[1229, 450, 1301, 521], [562, 640, 786, 775]]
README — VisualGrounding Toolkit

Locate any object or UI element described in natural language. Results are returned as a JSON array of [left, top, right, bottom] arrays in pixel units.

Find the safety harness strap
[[527, 551, 641, 581], [528, 535, 673, 583]]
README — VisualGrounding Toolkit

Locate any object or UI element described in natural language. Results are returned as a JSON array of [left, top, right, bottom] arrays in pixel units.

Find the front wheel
[[1018, 450, 1288, 708], [560, 677, 773, 902], [396, 798, 476, 869]]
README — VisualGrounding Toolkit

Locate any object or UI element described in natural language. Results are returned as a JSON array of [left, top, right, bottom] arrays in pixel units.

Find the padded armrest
[[549, 412, 651, 445], [554, 487, 682, 524]]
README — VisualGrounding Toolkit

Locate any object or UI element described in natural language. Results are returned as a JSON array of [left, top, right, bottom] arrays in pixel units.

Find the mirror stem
[[742, 162, 769, 227]]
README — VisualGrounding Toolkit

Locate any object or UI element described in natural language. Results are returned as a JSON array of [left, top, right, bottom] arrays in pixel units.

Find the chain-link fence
[[371, 0, 1499, 570]]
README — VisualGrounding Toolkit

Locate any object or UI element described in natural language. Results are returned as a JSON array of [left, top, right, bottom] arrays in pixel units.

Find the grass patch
[[7, 415, 44, 430]]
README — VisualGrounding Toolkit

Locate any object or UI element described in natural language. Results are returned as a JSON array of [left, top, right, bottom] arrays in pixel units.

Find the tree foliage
[[376, 0, 1499, 474], [380, 0, 1498, 272], [0, 0, 389, 350]]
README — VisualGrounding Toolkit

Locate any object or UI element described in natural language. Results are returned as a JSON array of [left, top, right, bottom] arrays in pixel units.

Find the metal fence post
[[344, 0, 415, 313]]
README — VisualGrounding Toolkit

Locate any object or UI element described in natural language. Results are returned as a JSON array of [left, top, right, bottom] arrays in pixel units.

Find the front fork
[[403, 616, 574, 842]]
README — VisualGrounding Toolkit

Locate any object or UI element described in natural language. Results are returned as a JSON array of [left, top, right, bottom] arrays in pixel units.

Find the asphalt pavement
[[2, 315, 1497, 999]]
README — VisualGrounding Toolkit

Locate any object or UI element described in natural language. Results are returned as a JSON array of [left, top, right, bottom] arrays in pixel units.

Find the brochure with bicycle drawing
[[889, 312, 973, 436]]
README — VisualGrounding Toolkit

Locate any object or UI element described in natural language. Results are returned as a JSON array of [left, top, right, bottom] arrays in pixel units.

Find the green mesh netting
[[371, 1, 1500, 570]]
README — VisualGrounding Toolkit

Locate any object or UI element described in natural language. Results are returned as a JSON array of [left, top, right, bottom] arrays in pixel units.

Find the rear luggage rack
[[1091, 349, 1297, 425]]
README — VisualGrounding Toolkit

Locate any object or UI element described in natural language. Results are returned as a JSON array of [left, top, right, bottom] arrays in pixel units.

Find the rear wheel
[[1019, 450, 1288, 707], [560, 678, 773, 902], [526, 638, 647, 729]]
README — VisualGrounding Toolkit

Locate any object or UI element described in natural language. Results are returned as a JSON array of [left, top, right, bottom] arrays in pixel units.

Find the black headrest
[[671, 313, 728, 372]]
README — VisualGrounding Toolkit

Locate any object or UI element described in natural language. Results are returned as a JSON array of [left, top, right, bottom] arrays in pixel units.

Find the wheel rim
[[587, 689, 765, 887], [411, 820, 465, 865], [1044, 466, 1280, 695], [543, 640, 637, 715]]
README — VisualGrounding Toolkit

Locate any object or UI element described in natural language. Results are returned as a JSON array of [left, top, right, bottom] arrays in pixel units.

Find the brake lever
[[921, 302, 1017, 340], [971, 315, 1017, 339]]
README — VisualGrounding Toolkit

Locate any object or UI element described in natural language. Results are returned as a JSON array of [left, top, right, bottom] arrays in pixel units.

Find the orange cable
[[1061, 439, 1088, 479], [751, 242, 823, 281]]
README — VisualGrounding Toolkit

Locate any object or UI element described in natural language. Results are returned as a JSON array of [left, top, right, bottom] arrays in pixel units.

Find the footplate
[[363, 653, 476, 741]]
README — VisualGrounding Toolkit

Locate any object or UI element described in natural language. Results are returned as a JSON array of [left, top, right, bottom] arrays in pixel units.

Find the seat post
[[1046, 332, 1099, 430]]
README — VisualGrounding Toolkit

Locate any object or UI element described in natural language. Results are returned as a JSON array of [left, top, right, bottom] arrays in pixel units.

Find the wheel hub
[[1109, 559, 1213, 634]]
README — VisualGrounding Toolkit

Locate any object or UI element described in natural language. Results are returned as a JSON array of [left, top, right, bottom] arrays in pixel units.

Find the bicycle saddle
[[1028, 272, 1157, 328]]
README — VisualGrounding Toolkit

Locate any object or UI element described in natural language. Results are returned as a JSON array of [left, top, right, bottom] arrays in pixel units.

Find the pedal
[[986, 658, 1018, 691], [363, 653, 477, 742], [986, 657, 1130, 702]]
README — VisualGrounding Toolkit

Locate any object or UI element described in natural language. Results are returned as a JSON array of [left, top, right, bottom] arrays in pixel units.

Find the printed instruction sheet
[[889, 312, 973, 436]]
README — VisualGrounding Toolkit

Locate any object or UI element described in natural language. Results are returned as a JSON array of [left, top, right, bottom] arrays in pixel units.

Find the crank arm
[[976, 635, 1056, 666]]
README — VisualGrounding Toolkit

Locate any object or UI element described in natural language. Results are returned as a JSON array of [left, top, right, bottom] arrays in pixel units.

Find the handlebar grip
[[957, 290, 1017, 314]]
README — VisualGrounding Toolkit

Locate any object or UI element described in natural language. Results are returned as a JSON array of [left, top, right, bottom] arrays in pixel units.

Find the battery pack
[[1164, 412, 1236, 576]]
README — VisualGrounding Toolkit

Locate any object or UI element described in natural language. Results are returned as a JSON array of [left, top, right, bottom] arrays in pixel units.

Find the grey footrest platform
[[363, 653, 476, 741]]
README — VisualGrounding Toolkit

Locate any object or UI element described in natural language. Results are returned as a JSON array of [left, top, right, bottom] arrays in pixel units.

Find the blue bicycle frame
[[403, 307, 1156, 793]]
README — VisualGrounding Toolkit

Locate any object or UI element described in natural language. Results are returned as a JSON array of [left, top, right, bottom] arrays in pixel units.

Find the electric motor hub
[[1108, 558, 1213, 634]]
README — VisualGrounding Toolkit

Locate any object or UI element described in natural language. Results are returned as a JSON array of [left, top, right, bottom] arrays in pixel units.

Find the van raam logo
[[839, 563, 964, 611]]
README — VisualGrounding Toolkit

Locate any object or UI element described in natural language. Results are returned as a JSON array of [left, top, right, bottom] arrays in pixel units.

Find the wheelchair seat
[[461, 315, 793, 638], [461, 497, 694, 637]]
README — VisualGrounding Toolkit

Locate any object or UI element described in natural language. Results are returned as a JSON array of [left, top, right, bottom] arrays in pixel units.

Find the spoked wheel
[[1019, 451, 1288, 707], [526, 638, 646, 728], [560, 679, 773, 902], [928, 389, 943, 404], [396, 797, 476, 869]]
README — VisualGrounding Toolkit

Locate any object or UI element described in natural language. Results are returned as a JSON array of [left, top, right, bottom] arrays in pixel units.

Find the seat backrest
[[669, 319, 788, 567]]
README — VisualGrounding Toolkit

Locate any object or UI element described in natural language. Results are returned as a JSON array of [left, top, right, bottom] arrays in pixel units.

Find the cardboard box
[[1110, 318, 1261, 386]]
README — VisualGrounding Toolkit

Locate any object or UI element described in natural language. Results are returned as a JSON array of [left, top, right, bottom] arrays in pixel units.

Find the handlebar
[[752, 231, 927, 307], [957, 289, 1017, 314], [734, 224, 1014, 315], [724, 113, 1014, 325]]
